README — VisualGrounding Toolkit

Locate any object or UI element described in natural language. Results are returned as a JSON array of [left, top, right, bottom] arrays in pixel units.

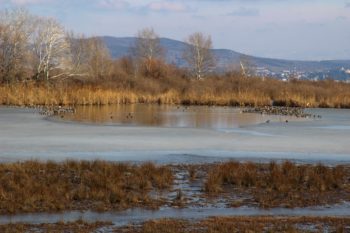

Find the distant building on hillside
[[255, 67, 270, 77]]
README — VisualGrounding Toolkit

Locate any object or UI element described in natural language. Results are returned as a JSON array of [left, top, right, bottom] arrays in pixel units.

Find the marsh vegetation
[[120, 217, 350, 233], [2, 217, 349, 233], [0, 161, 173, 213], [0, 220, 110, 233], [2, 77, 350, 108], [1, 160, 349, 214], [204, 161, 350, 208]]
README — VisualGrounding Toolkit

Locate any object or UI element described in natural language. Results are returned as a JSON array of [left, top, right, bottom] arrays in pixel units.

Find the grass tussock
[[205, 161, 350, 208], [0, 220, 110, 233], [2, 75, 350, 108], [1, 217, 350, 233], [0, 161, 173, 214], [119, 216, 350, 233]]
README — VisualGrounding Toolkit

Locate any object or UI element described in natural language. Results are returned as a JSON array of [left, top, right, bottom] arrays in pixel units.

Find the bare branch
[[131, 28, 165, 76], [183, 32, 216, 79]]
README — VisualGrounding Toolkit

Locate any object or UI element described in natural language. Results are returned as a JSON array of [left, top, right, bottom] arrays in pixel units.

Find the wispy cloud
[[93, 0, 189, 13], [147, 1, 188, 12], [228, 7, 260, 17], [1, 0, 48, 5], [98, 0, 129, 9], [336, 16, 347, 21]]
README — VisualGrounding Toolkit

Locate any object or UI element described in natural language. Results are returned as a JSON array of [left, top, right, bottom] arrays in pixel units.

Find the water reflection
[[59, 104, 304, 129]]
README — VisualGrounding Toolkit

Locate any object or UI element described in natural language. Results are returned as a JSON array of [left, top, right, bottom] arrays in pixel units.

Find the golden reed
[[1, 77, 350, 108]]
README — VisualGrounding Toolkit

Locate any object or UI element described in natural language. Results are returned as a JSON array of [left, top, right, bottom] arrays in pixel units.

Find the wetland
[[1, 105, 350, 232]]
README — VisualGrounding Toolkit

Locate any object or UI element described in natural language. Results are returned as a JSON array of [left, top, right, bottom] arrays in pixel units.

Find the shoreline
[[1, 102, 350, 110]]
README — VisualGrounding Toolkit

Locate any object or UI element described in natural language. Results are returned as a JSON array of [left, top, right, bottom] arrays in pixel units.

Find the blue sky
[[1, 0, 350, 60]]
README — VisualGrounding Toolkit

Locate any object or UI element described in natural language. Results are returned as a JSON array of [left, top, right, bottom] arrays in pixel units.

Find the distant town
[[254, 66, 350, 82]]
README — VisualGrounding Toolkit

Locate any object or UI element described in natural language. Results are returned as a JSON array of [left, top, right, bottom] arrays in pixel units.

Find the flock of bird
[[242, 106, 322, 119], [30, 105, 323, 126], [39, 106, 76, 116]]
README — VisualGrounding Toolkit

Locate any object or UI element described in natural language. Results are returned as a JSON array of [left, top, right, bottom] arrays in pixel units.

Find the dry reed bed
[[118, 216, 350, 233], [0, 220, 111, 233], [1, 161, 350, 214], [1, 217, 349, 233], [1, 76, 350, 108], [205, 161, 350, 208], [0, 161, 173, 214]]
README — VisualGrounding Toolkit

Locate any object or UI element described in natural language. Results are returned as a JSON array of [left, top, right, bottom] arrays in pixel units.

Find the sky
[[1, 0, 350, 61]]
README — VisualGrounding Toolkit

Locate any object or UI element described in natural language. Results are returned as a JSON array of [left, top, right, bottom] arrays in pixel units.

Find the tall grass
[[1, 217, 349, 232], [1, 75, 350, 108], [129, 217, 350, 233], [0, 161, 173, 214], [205, 161, 350, 208], [0, 220, 110, 233]]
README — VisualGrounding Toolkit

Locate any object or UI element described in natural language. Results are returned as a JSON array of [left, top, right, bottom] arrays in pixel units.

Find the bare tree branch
[[131, 28, 165, 76], [183, 32, 216, 80]]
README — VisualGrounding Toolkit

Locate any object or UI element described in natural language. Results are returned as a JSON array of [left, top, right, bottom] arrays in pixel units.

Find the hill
[[101, 36, 350, 78]]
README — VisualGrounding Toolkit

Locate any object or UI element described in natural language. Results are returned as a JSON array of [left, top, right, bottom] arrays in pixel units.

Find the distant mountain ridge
[[100, 36, 350, 74]]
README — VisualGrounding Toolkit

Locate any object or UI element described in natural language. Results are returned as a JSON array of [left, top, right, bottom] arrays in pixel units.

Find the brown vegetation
[[1, 217, 349, 233], [205, 161, 350, 208], [0, 220, 110, 233], [2, 75, 350, 108], [118, 217, 350, 233], [1, 161, 350, 214], [0, 161, 173, 214]]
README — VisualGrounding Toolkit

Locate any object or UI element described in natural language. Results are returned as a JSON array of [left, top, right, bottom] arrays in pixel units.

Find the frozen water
[[0, 106, 350, 164]]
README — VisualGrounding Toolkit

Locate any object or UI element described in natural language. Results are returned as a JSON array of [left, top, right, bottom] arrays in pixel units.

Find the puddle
[[1, 203, 350, 226]]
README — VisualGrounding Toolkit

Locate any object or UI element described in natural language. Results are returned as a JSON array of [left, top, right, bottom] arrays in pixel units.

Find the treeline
[[0, 9, 213, 83], [0, 9, 113, 83], [1, 8, 350, 108]]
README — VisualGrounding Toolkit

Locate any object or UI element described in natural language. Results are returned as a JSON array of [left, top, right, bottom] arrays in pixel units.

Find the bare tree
[[31, 17, 70, 81], [183, 32, 215, 80], [0, 9, 112, 83], [67, 34, 111, 80], [84, 37, 111, 79], [66, 32, 87, 77], [132, 27, 164, 75], [0, 9, 34, 83]]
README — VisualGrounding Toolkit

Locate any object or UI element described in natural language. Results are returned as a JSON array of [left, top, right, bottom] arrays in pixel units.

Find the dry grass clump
[[205, 161, 350, 208], [140, 219, 188, 233], [1, 217, 349, 233], [2, 217, 349, 233], [0, 160, 173, 214], [0, 220, 110, 233], [2, 75, 350, 108], [187, 165, 197, 181], [117, 217, 350, 233]]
